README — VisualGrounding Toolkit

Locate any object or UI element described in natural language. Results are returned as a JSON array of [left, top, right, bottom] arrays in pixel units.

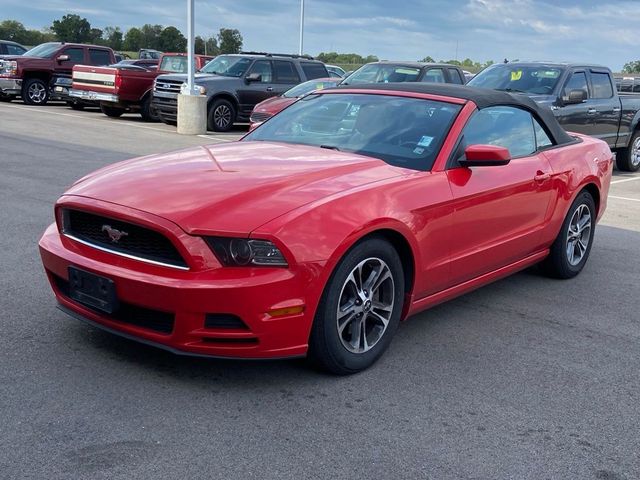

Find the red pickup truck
[[69, 53, 213, 121]]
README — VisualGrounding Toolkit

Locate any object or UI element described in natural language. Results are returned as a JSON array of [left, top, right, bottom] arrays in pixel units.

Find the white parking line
[[611, 176, 640, 185], [609, 195, 640, 203]]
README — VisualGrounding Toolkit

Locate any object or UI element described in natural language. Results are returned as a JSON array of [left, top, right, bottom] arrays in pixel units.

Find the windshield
[[468, 64, 563, 94], [283, 79, 339, 98], [200, 55, 253, 77], [342, 64, 421, 85], [160, 56, 189, 73], [23, 42, 61, 59], [243, 93, 461, 171]]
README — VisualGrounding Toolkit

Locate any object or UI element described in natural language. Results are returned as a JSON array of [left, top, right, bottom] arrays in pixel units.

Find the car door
[[586, 69, 619, 147], [557, 69, 590, 134], [56, 46, 86, 76], [237, 60, 278, 114], [446, 106, 555, 285]]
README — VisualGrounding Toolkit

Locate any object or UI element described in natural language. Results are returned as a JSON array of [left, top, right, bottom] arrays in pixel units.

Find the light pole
[[186, 0, 197, 95], [299, 0, 305, 56]]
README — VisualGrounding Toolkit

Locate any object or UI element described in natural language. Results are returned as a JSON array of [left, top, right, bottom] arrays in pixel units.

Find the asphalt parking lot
[[1, 100, 639, 480]]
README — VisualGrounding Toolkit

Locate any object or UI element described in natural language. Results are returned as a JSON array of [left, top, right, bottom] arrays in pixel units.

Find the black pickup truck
[[468, 62, 640, 171], [152, 52, 329, 132]]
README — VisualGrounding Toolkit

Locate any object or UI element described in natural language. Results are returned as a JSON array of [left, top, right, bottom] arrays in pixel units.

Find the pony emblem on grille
[[101, 225, 128, 243]]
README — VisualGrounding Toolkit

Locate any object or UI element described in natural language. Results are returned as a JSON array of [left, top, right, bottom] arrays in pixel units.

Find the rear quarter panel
[[540, 134, 613, 245]]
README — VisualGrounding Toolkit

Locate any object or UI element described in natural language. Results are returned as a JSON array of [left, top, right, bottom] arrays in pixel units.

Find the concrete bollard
[[177, 93, 207, 135]]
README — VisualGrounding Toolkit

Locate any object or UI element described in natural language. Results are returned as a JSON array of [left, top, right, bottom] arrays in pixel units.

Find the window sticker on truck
[[510, 70, 523, 81]]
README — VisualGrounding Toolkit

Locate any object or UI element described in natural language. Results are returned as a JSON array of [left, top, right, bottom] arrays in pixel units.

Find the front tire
[[308, 238, 405, 375], [616, 131, 640, 172], [207, 98, 236, 132], [100, 104, 125, 118], [542, 191, 596, 279], [22, 78, 49, 105], [140, 95, 159, 122]]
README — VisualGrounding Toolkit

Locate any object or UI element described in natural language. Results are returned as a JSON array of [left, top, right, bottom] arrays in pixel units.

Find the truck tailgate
[[72, 65, 116, 93]]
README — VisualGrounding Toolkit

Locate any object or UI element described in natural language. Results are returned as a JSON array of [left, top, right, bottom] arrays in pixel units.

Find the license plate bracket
[[68, 266, 118, 314]]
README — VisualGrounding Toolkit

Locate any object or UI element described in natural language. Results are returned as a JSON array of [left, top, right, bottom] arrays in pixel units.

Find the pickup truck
[[468, 62, 640, 171], [69, 53, 213, 121], [152, 52, 330, 131], [0, 42, 115, 105]]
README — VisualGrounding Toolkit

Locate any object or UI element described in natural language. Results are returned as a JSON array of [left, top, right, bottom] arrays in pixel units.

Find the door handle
[[534, 171, 551, 183], [587, 108, 597, 115], [266, 87, 274, 92]]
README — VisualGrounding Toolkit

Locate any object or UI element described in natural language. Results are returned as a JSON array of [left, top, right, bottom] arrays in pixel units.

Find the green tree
[[51, 14, 91, 42], [205, 36, 219, 56], [123, 27, 143, 51], [217, 28, 242, 54], [89, 27, 104, 44], [420, 56, 436, 63], [0, 20, 27, 42], [623, 61, 640, 74], [104, 26, 123, 50], [194, 35, 205, 54], [140, 24, 163, 50], [159, 26, 186, 52]]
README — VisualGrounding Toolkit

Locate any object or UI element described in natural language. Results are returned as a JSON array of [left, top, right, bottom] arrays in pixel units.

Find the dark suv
[[0, 40, 27, 56], [152, 52, 329, 131]]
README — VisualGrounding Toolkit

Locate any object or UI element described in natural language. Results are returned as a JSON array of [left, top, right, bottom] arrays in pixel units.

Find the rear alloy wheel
[[100, 104, 125, 118], [616, 131, 640, 172], [308, 238, 404, 374], [22, 78, 49, 105], [542, 191, 596, 279], [207, 99, 235, 132]]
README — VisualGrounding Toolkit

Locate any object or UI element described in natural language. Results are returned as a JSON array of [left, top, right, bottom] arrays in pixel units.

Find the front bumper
[[69, 88, 119, 103], [0, 77, 21, 95], [151, 95, 178, 122], [39, 218, 321, 359]]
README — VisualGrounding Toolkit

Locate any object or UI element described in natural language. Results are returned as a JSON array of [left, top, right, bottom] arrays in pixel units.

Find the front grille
[[154, 79, 183, 95], [249, 112, 272, 123], [52, 273, 175, 334], [205, 313, 248, 330], [63, 209, 188, 269]]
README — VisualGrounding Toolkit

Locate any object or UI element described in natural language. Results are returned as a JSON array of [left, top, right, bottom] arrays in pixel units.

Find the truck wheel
[[67, 101, 84, 111], [100, 105, 125, 118], [616, 131, 640, 172], [140, 95, 159, 122], [541, 190, 596, 279], [308, 238, 404, 375], [207, 99, 236, 132], [22, 78, 49, 105]]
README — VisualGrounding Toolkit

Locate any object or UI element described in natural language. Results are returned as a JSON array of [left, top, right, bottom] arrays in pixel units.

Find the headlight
[[205, 237, 288, 267], [0, 60, 17, 77]]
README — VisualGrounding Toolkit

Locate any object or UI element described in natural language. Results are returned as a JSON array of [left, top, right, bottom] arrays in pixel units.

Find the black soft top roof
[[332, 82, 575, 146]]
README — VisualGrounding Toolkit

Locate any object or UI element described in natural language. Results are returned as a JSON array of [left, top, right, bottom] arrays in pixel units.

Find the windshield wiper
[[320, 145, 341, 151], [498, 87, 527, 93]]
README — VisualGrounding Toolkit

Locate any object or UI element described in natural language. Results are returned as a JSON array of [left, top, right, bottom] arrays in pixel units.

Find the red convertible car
[[39, 84, 613, 374]]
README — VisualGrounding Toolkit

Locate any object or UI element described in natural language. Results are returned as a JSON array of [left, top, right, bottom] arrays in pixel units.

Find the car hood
[[65, 142, 407, 234], [253, 96, 296, 115]]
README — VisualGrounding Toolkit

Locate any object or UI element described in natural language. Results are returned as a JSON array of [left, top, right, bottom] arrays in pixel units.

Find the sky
[[1, 0, 637, 70]]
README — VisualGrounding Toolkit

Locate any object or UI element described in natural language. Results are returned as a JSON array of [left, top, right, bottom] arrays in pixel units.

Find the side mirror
[[460, 144, 511, 167], [56, 54, 70, 62], [245, 73, 261, 84], [563, 89, 587, 105]]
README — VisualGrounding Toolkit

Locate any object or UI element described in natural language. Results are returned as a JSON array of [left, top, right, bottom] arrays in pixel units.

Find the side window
[[591, 72, 614, 99], [421, 68, 445, 83], [7, 44, 26, 55], [460, 106, 536, 159], [301, 62, 329, 80], [62, 48, 85, 63], [533, 117, 553, 149], [248, 60, 273, 83], [274, 61, 301, 84], [88, 49, 111, 66], [563, 71, 588, 98], [447, 68, 464, 84]]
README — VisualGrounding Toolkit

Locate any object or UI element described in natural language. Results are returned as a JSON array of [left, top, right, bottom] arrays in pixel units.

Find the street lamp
[[299, 0, 305, 56]]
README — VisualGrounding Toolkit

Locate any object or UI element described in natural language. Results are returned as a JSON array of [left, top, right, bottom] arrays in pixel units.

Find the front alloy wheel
[[23, 78, 49, 105], [308, 237, 404, 375], [207, 99, 236, 132]]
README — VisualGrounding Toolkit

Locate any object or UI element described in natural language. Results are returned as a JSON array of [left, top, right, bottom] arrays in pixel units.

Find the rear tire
[[100, 105, 125, 118], [542, 191, 596, 279], [140, 95, 159, 122], [207, 98, 235, 132], [308, 238, 405, 375], [22, 78, 49, 105], [616, 131, 640, 172]]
